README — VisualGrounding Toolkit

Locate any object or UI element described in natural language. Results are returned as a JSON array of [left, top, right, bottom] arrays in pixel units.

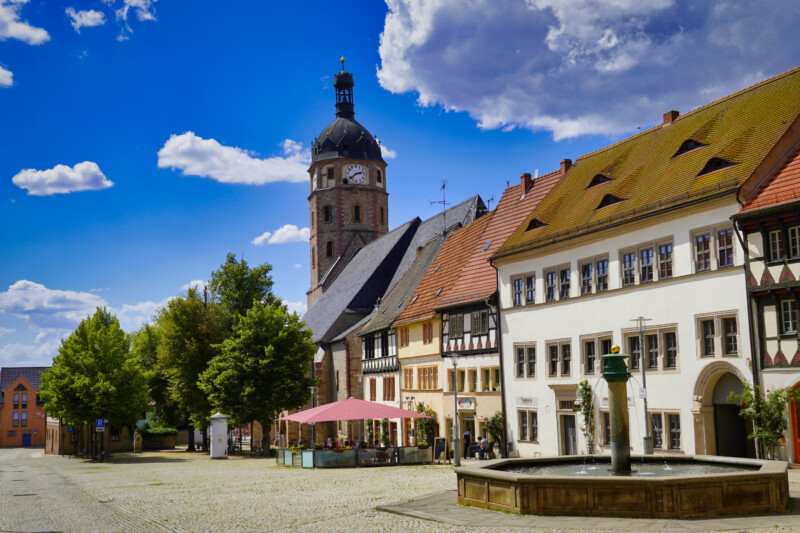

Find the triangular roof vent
[[587, 174, 612, 188], [673, 139, 707, 157], [525, 218, 547, 231], [697, 157, 735, 176]]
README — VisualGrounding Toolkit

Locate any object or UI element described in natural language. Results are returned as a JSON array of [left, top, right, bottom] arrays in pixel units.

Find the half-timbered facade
[[734, 141, 800, 463]]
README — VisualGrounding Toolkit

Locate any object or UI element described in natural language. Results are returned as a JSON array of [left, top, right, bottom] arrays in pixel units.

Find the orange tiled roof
[[436, 170, 562, 308], [496, 66, 800, 258], [394, 213, 493, 325], [738, 144, 800, 214]]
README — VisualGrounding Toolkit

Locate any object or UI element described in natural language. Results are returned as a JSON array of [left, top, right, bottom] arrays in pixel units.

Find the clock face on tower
[[345, 164, 367, 184]]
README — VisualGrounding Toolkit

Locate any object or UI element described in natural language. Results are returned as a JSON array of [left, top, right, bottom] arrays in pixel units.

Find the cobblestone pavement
[[1, 447, 799, 533]]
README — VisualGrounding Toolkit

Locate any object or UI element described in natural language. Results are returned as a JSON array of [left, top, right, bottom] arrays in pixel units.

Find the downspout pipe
[[490, 261, 509, 458], [733, 218, 759, 390]]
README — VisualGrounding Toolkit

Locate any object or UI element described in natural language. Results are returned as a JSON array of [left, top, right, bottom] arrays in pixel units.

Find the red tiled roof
[[436, 170, 562, 308], [394, 213, 493, 325], [738, 144, 800, 214]]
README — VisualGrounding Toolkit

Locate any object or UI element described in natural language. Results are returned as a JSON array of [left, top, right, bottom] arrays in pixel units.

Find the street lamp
[[631, 316, 653, 455], [309, 385, 317, 448], [453, 355, 461, 467], [405, 395, 416, 446]]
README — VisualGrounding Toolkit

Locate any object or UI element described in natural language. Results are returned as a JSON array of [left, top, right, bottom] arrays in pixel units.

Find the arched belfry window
[[596, 194, 624, 209], [697, 157, 735, 176], [354, 205, 361, 223], [377, 170, 382, 183], [326, 241, 333, 257], [673, 139, 707, 157]]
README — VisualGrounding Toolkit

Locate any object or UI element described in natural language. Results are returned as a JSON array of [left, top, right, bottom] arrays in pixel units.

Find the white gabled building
[[492, 67, 800, 459]]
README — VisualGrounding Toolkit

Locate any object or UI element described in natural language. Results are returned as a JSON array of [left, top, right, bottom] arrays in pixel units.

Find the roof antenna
[[429, 180, 450, 235], [486, 195, 495, 210]]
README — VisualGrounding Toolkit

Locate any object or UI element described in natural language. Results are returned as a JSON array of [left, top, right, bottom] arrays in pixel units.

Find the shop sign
[[457, 397, 475, 410], [516, 396, 538, 407]]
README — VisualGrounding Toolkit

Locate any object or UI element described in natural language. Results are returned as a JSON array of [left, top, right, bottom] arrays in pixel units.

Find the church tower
[[307, 59, 389, 306]]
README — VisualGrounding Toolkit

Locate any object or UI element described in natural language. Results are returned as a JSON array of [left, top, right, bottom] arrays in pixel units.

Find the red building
[[0, 367, 49, 447]]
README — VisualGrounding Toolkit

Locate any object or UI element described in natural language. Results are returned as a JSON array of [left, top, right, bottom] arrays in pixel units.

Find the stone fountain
[[456, 346, 790, 518]]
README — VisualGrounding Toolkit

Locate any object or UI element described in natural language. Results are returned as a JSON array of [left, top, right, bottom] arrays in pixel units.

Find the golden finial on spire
[[340, 56, 346, 70]]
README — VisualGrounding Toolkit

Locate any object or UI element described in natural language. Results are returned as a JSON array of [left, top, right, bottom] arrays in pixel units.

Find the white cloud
[[12, 161, 113, 196], [293, 264, 302, 269], [0, 341, 59, 366], [158, 132, 310, 185], [251, 224, 310, 246], [377, 0, 800, 140], [115, 0, 156, 22], [66, 8, 106, 33], [181, 279, 207, 292], [0, 0, 50, 45], [380, 144, 397, 159], [0, 327, 14, 337], [0, 64, 11, 87], [283, 300, 307, 315], [114, 299, 165, 331], [0, 280, 105, 333]]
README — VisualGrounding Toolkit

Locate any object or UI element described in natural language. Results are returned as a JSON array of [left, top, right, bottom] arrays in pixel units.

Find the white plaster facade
[[497, 198, 754, 458]]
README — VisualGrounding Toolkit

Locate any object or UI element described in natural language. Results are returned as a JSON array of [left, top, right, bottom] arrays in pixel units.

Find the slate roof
[[302, 195, 486, 344], [737, 144, 800, 215], [0, 367, 49, 406], [394, 213, 494, 326], [497, 66, 800, 259], [436, 170, 562, 309], [358, 233, 448, 336]]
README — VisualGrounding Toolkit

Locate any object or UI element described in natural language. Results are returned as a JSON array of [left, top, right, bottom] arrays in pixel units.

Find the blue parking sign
[[95, 418, 106, 432], [67, 425, 74, 433]]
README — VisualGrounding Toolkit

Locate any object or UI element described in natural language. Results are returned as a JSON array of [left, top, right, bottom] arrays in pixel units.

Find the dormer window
[[673, 139, 707, 157], [587, 174, 612, 188], [596, 194, 624, 210], [525, 218, 547, 231], [697, 157, 735, 176]]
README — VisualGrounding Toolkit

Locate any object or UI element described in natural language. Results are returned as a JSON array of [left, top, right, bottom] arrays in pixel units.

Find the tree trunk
[[201, 426, 209, 452], [260, 420, 270, 455], [187, 420, 196, 452]]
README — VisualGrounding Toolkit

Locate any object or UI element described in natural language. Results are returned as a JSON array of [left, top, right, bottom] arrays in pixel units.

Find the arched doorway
[[791, 382, 800, 464], [711, 373, 755, 458]]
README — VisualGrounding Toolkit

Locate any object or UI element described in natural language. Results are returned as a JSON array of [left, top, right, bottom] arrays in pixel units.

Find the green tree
[[574, 380, 595, 454], [728, 382, 800, 459], [209, 253, 277, 321], [380, 418, 390, 446], [414, 402, 438, 447], [199, 301, 316, 452], [39, 308, 148, 455], [157, 288, 228, 451], [130, 323, 181, 427], [484, 411, 506, 455]]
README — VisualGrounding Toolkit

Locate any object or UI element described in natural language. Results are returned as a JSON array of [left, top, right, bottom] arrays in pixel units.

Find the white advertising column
[[209, 412, 229, 459]]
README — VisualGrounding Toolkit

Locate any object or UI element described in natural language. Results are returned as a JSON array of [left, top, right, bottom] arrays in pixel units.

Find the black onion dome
[[312, 117, 385, 163]]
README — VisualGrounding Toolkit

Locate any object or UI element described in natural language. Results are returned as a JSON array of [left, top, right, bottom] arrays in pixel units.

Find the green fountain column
[[602, 345, 631, 473]]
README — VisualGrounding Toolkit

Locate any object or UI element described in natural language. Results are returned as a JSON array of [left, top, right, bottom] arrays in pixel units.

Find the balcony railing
[[362, 355, 399, 374]]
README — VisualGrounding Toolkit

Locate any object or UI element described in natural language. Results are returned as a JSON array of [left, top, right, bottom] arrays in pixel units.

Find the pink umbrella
[[280, 397, 431, 424]]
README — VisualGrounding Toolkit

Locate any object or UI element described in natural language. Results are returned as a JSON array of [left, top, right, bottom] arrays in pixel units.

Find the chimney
[[560, 159, 572, 176], [663, 110, 679, 125], [520, 173, 532, 192]]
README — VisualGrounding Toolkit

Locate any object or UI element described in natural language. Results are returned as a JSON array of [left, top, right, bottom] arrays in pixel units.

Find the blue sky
[[2, 0, 799, 366]]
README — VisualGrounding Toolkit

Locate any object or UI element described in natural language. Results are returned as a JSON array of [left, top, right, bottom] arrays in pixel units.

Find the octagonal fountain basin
[[457, 455, 789, 518]]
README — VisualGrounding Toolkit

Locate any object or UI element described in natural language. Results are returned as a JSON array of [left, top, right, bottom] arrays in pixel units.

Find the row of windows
[[768, 226, 800, 262], [511, 227, 735, 306], [447, 310, 490, 339], [448, 366, 501, 392], [397, 323, 435, 348], [12, 411, 28, 426], [12, 391, 28, 409], [513, 316, 739, 379], [315, 205, 386, 227], [518, 409, 681, 450], [400, 366, 440, 391]]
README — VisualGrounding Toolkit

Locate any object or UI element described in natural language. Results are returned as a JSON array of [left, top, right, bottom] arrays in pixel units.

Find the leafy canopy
[[200, 301, 316, 433], [210, 253, 277, 320], [39, 307, 148, 427]]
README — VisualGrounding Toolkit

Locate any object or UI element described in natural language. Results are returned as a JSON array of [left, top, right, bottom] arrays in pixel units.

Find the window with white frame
[[526, 346, 536, 377], [781, 300, 798, 334], [694, 226, 735, 271], [696, 313, 739, 357], [651, 413, 664, 449], [515, 346, 525, 378], [512, 276, 523, 306], [790, 226, 800, 259], [559, 267, 570, 299], [471, 309, 489, 335], [623, 326, 679, 371], [525, 274, 536, 304], [596, 258, 609, 292], [450, 314, 464, 338], [581, 262, 593, 295], [602, 412, 611, 445], [584, 339, 596, 374], [658, 243, 673, 279], [668, 413, 681, 450], [640, 247, 654, 282], [769, 230, 785, 262], [717, 229, 734, 267], [622, 252, 636, 286], [514, 345, 536, 378], [545, 271, 556, 302], [518, 410, 538, 442], [547, 341, 571, 377]]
